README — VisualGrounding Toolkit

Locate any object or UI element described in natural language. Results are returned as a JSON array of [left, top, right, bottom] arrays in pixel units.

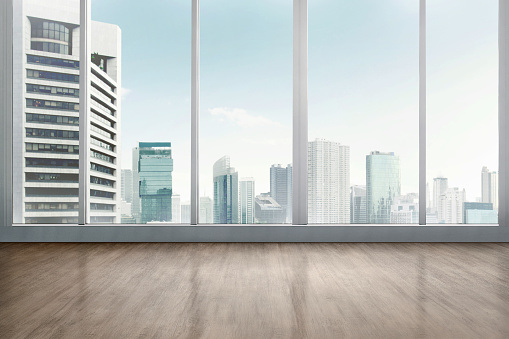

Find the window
[[426, 0, 498, 224], [3, 0, 506, 234], [199, 0, 293, 224]]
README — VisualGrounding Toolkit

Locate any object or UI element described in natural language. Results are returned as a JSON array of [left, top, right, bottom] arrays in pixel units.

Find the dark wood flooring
[[1, 243, 509, 338]]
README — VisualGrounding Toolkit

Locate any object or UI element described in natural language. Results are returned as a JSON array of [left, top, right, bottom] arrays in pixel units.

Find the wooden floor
[[1, 243, 509, 339]]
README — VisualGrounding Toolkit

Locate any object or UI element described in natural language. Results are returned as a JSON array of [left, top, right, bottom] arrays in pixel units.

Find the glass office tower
[[366, 151, 401, 224], [137, 142, 173, 223], [213, 156, 238, 224]]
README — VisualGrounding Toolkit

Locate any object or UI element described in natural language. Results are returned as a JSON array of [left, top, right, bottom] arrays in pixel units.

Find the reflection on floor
[[0, 243, 508, 338]]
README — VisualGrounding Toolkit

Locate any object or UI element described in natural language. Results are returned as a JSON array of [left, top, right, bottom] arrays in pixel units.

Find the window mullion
[[191, 0, 200, 225], [499, 0, 508, 227], [419, 0, 426, 225], [293, 0, 308, 225], [79, 0, 91, 225]]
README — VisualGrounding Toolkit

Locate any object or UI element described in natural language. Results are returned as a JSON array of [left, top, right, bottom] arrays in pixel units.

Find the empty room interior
[[1, 0, 509, 338]]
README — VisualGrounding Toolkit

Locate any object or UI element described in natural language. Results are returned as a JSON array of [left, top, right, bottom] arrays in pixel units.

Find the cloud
[[121, 88, 132, 100], [209, 107, 279, 128]]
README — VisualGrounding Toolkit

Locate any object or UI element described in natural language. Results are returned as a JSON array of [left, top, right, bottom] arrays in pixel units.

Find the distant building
[[172, 194, 181, 223], [255, 194, 286, 224], [432, 177, 448, 213], [213, 156, 238, 224], [239, 178, 255, 224], [121, 169, 133, 203], [308, 139, 350, 224], [366, 151, 400, 223], [463, 202, 496, 224], [437, 187, 465, 223], [481, 167, 498, 211], [181, 202, 190, 224], [135, 142, 173, 223], [120, 200, 132, 217], [350, 185, 366, 224], [199, 197, 213, 224], [390, 193, 419, 224], [465, 209, 498, 224], [270, 164, 292, 222]]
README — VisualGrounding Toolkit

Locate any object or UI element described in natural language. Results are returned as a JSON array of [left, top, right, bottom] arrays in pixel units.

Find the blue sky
[[92, 0, 498, 205]]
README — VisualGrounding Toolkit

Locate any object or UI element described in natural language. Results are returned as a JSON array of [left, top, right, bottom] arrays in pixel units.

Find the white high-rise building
[[481, 166, 498, 211], [308, 139, 350, 224], [437, 187, 466, 223], [390, 193, 419, 224], [199, 196, 213, 224], [432, 177, 448, 213], [181, 201, 190, 224], [239, 178, 255, 224], [12, 0, 121, 223], [171, 194, 181, 223]]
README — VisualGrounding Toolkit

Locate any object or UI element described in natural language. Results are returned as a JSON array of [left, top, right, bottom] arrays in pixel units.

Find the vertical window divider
[[293, 0, 308, 225], [191, 0, 200, 225], [1, 0, 13, 227], [79, 0, 91, 225], [419, 0, 426, 225], [500, 0, 508, 228]]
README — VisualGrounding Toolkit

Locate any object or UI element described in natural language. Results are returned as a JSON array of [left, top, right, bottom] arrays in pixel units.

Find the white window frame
[[0, 0, 508, 241]]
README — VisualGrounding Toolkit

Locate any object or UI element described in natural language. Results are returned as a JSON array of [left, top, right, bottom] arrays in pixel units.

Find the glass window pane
[[199, 1, 293, 225], [309, 0, 419, 224], [91, 0, 191, 224], [426, 0, 498, 224]]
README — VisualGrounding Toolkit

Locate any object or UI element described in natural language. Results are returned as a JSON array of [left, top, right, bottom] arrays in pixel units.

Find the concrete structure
[[255, 194, 286, 224], [121, 169, 132, 203], [135, 142, 173, 223], [270, 164, 292, 222], [366, 151, 400, 224], [308, 139, 350, 224], [239, 178, 255, 224], [481, 166, 498, 211], [350, 185, 366, 224], [12, 0, 121, 223], [213, 156, 238, 224], [199, 196, 213, 224], [437, 187, 466, 223]]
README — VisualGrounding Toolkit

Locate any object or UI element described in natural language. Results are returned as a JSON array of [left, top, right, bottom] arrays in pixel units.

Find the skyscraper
[[136, 142, 173, 223], [121, 169, 133, 203], [270, 164, 292, 222], [437, 187, 466, 223], [199, 196, 213, 224], [481, 166, 498, 211], [12, 0, 122, 224], [350, 185, 366, 224], [172, 194, 181, 223], [366, 151, 400, 224], [432, 177, 448, 213], [181, 202, 190, 224], [213, 156, 239, 224], [308, 139, 350, 224], [239, 178, 255, 224]]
